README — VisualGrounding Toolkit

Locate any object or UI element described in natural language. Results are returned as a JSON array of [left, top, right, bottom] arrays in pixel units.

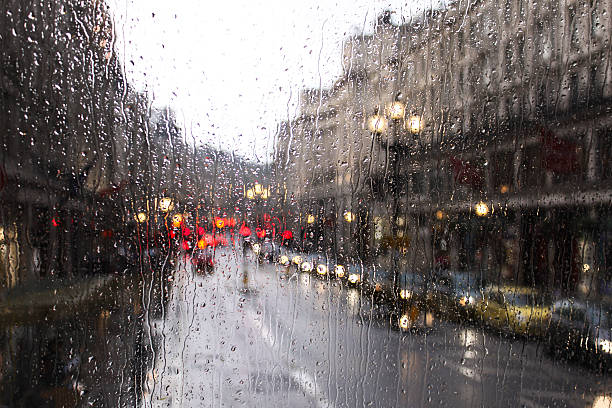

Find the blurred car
[[398, 272, 429, 306], [547, 299, 612, 370], [192, 247, 214, 273], [277, 247, 292, 267], [476, 285, 551, 337], [430, 270, 483, 321], [395, 303, 436, 332], [345, 263, 365, 287], [365, 266, 394, 298], [298, 254, 315, 273], [310, 253, 334, 278], [253, 239, 278, 262], [393, 272, 435, 331]]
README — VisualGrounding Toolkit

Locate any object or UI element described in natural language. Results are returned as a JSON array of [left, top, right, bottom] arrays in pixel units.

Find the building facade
[[276, 1, 612, 296]]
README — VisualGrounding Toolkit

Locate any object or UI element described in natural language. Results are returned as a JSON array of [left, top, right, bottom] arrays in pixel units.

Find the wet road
[[142, 247, 611, 408]]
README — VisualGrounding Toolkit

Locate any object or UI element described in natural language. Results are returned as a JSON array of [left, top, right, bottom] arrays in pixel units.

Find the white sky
[[108, 0, 437, 162]]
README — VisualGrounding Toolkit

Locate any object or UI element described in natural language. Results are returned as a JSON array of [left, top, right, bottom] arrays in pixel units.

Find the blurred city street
[[142, 247, 611, 408]]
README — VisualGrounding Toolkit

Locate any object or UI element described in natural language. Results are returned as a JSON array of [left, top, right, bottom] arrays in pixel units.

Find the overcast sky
[[108, 0, 439, 162]]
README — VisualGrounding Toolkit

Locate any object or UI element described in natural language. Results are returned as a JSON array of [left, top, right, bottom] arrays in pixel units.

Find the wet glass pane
[[1, 0, 611, 406]]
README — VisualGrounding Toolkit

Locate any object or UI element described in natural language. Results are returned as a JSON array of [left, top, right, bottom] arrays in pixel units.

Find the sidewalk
[[0, 274, 118, 328]]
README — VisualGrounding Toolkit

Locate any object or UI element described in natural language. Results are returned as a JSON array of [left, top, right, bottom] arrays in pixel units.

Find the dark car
[[394, 272, 435, 331], [547, 299, 612, 371], [430, 270, 483, 322], [260, 239, 279, 262], [192, 247, 214, 273]]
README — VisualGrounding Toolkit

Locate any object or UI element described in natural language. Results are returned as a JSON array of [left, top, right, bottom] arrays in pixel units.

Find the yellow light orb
[[344, 211, 355, 223], [317, 264, 328, 275], [246, 189, 255, 199], [197, 239, 207, 249], [399, 314, 410, 330], [435, 210, 444, 220], [306, 214, 315, 224], [135, 212, 148, 223], [292, 255, 303, 265], [301, 261, 313, 272], [368, 114, 388, 134], [348, 273, 360, 284], [500, 184, 510, 194], [260, 188, 269, 199], [400, 289, 412, 299], [172, 213, 183, 228], [335, 265, 345, 278], [279, 255, 289, 265], [254, 183, 263, 195], [475, 202, 489, 217], [159, 197, 174, 213], [407, 115, 423, 134], [386, 101, 405, 120]]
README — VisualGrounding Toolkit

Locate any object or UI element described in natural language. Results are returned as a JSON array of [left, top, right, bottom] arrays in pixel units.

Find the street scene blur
[[1, 0, 611, 406]]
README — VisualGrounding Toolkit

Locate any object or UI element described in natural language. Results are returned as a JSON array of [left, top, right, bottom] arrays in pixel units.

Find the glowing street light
[[159, 197, 174, 213], [386, 100, 406, 120], [475, 201, 489, 217], [172, 213, 184, 228], [344, 211, 355, 223], [246, 184, 270, 200], [368, 114, 388, 134], [135, 212, 148, 223], [407, 115, 423, 134]]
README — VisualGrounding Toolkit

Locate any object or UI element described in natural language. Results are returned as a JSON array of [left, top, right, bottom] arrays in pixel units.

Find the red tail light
[[239, 224, 251, 236], [256, 228, 266, 239]]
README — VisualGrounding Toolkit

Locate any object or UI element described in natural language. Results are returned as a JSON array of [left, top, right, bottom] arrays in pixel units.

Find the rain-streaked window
[[1, 0, 611, 406]]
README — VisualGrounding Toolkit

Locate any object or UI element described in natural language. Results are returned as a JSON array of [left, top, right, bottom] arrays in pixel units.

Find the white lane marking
[[244, 308, 336, 408], [445, 361, 483, 382]]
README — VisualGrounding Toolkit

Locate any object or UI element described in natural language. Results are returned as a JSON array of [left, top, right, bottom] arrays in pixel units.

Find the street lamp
[[367, 96, 424, 302], [159, 197, 174, 213], [406, 115, 423, 134], [475, 201, 489, 217], [135, 212, 148, 223], [246, 183, 269, 200], [343, 211, 355, 223], [386, 100, 406, 120], [367, 110, 388, 135], [171, 213, 183, 228]]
